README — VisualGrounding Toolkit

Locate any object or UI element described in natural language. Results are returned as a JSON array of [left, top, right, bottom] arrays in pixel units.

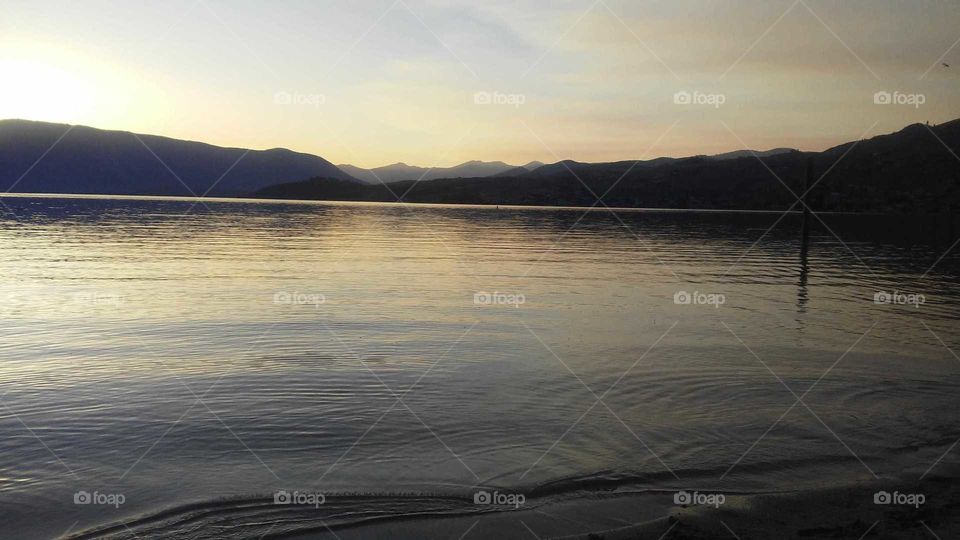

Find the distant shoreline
[[0, 191, 905, 216]]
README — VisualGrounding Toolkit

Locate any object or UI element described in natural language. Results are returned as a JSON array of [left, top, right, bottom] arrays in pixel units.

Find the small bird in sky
[[944, 63, 951, 68]]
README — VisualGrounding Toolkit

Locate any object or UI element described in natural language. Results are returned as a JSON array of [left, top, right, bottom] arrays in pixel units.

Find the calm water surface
[[0, 196, 958, 539]]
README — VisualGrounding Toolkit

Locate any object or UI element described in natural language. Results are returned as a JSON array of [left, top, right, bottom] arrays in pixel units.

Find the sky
[[1, 0, 958, 168]]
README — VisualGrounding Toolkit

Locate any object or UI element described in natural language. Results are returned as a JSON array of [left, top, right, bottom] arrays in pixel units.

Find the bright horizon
[[2, 0, 958, 168]]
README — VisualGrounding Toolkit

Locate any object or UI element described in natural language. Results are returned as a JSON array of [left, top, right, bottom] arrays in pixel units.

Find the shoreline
[[63, 463, 960, 539], [0, 191, 917, 216]]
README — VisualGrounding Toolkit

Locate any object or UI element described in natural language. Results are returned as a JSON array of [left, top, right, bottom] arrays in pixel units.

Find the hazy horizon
[[2, 0, 958, 168]]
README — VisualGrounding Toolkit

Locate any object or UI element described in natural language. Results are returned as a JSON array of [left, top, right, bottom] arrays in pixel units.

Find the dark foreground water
[[0, 195, 958, 539]]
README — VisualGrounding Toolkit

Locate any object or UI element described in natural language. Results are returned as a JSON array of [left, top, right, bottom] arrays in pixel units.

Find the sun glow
[[0, 57, 98, 123]]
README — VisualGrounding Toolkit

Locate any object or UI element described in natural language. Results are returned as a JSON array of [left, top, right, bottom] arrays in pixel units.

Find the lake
[[1, 195, 958, 539]]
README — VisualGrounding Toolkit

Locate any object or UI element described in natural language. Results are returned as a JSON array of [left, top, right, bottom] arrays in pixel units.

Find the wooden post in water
[[797, 157, 813, 313], [801, 156, 813, 240]]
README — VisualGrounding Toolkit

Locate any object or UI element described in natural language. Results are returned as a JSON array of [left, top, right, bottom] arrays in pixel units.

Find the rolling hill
[[0, 119, 356, 196], [337, 160, 523, 184], [255, 120, 960, 213]]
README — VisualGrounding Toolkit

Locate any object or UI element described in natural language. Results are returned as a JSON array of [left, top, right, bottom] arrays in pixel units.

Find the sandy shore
[[280, 464, 960, 540]]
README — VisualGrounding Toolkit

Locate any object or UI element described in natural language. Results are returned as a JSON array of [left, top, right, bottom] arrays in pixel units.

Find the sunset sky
[[1, 0, 958, 167]]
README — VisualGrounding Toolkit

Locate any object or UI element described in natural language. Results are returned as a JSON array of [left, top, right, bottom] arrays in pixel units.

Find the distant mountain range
[[0, 119, 354, 196], [255, 120, 960, 213], [3, 118, 957, 213], [337, 160, 543, 184]]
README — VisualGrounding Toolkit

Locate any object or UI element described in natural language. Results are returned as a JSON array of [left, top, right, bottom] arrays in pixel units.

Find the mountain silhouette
[[337, 160, 520, 184], [256, 120, 960, 213], [0, 119, 356, 196]]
